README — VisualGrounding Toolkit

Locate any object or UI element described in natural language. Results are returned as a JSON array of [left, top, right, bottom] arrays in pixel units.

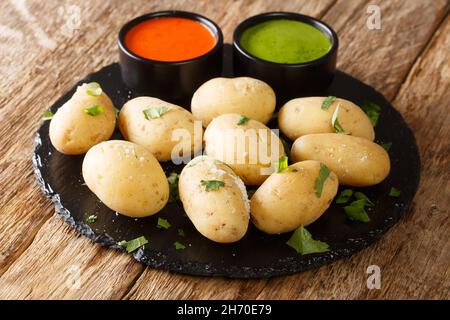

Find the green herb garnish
[[237, 115, 250, 125], [344, 200, 370, 222], [336, 189, 353, 204], [361, 101, 381, 127], [143, 106, 169, 120], [43, 110, 54, 120], [83, 104, 104, 116], [174, 241, 186, 250], [157, 218, 171, 229], [275, 155, 289, 173], [167, 172, 180, 203], [118, 236, 148, 253], [287, 225, 330, 254], [315, 163, 330, 198], [177, 228, 185, 237], [354, 192, 375, 207], [381, 142, 392, 152], [85, 82, 102, 96], [200, 180, 225, 192], [85, 215, 97, 224], [389, 187, 401, 197], [321, 96, 336, 110], [331, 104, 346, 134]]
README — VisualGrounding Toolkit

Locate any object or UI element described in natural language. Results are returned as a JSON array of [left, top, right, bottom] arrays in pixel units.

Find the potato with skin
[[278, 97, 375, 141], [291, 133, 390, 186], [82, 140, 169, 218], [251, 160, 338, 234], [49, 83, 116, 155], [191, 77, 276, 127], [179, 156, 250, 243], [204, 113, 285, 185], [119, 97, 202, 162]]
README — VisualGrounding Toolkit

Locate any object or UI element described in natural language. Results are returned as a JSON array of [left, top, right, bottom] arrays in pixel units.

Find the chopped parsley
[[177, 228, 185, 237], [85, 215, 97, 224], [344, 199, 370, 223], [174, 241, 186, 250], [361, 101, 381, 127], [321, 96, 336, 110], [381, 142, 392, 152], [389, 187, 401, 197], [200, 180, 225, 192], [315, 163, 330, 198], [336, 189, 353, 204], [42, 110, 54, 120], [275, 155, 289, 173], [237, 115, 250, 125], [287, 225, 330, 254], [83, 104, 104, 116], [85, 82, 102, 96], [331, 104, 346, 134], [167, 172, 180, 203], [118, 236, 148, 253]]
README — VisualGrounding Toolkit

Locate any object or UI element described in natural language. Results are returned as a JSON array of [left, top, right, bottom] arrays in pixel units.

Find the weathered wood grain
[[322, 0, 449, 100], [0, 216, 143, 299], [0, 0, 448, 300]]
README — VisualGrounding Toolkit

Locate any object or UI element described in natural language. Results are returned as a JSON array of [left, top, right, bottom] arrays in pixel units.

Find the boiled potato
[[49, 83, 116, 154], [278, 97, 375, 141], [291, 133, 390, 186], [119, 97, 202, 162], [82, 140, 169, 217], [179, 156, 250, 243], [191, 77, 276, 127], [204, 113, 285, 185], [251, 160, 338, 234]]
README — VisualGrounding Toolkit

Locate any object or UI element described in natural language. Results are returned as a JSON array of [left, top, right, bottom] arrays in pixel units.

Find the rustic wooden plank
[[0, 216, 143, 299], [322, 0, 449, 100]]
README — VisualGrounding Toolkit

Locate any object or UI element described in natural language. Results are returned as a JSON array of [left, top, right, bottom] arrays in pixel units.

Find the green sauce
[[239, 19, 331, 64]]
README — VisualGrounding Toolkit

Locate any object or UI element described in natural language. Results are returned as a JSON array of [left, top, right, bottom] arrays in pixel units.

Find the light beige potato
[[204, 113, 285, 185], [119, 97, 202, 161], [49, 83, 116, 154], [291, 133, 390, 186], [191, 77, 276, 127], [278, 97, 375, 141], [179, 156, 250, 243], [251, 160, 338, 234], [82, 140, 169, 218]]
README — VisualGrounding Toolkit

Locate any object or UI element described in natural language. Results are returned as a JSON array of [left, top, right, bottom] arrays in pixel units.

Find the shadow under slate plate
[[32, 50, 420, 278]]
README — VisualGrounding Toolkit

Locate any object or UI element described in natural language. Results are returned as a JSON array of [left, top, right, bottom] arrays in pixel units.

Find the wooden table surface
[[0, 0, 449, 300]]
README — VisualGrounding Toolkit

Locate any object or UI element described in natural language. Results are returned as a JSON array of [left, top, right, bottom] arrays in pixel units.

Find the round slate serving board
[[33, 48, 420, 278]]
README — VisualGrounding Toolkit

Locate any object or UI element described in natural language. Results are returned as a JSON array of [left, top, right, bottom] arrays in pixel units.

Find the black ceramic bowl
[[118, 11, 223, 105], [233, 12, 339, 104]]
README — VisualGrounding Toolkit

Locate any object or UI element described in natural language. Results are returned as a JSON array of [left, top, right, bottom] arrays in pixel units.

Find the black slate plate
[[33, 49, 420, 278]]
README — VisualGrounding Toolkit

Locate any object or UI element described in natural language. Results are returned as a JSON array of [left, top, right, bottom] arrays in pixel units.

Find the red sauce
[[125, 17, 216, 62]]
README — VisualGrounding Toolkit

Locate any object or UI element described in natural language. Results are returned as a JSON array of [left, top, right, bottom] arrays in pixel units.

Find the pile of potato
[[48, 77, 390, 244]]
